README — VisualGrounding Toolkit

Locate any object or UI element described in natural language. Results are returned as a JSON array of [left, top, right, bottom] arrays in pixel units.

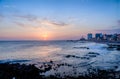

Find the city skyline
[[0, 0, 120, 40], [87, 33, 120, 40]]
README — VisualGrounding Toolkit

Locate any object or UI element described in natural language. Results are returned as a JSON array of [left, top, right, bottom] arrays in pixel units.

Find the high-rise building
[[117, 34, 120, 41], [95, 33, 103, 40], [87, 33, 92, 40]]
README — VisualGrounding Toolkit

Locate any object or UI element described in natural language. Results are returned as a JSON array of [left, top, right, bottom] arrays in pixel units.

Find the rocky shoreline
[[0, 63, 120, 79]]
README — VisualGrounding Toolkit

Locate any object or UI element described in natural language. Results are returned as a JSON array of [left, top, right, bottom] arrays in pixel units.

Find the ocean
[[0, 40, 120, 77]]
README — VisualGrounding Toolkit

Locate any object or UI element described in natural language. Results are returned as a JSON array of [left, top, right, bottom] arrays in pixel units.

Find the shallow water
[[0, 41, 120, 77]]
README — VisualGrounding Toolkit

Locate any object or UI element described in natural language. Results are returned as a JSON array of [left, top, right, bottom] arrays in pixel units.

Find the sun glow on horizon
[[41, 32, 49, 40]]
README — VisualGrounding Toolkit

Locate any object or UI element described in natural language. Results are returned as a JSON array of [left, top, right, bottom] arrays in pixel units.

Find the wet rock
[[73, 47, 89, 49], [0, 63, 41, 79], [65, 55, 80, 58], [116, 47, 120, 50], [107, 44, 120, 51], [50, 60, 53, 64], [84, 52, 100, 58], [1, 62, 120, 79], [88, 52, 100, 55], [80, 57, 90, 60]]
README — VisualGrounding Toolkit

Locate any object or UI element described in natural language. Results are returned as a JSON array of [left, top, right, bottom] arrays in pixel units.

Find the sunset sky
[[0, 0, 120, 40]]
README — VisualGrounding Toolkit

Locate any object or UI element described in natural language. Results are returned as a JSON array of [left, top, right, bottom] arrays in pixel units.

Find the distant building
[[112, 34, 117, 41], [106, 34, 112, 41], [102, 34, 117, 41], [117, 34, 120, 41], [103, 34, 107, 40], [95, 33, 103, 40], [87, 33, 92, 40], [86, 33, 120, 41]]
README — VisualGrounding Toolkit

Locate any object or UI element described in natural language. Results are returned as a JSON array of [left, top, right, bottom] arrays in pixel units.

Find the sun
[[42, 33, 49, 40]]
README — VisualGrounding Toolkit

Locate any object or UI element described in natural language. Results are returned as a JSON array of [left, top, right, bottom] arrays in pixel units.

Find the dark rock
[[65, 55, 80, 58], [0, 63, 120, 79], [80, 57, 90, 60], [73, 47, 89, 49], [88, 52, 100, 55], [116, 47, 120, 50], [0, 63, 41, 79]]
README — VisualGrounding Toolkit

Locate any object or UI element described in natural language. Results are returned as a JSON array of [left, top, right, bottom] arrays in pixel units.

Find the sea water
[[0, 41, 120, 77]]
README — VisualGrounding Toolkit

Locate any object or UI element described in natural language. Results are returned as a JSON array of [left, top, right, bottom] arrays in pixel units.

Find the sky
[[0, 0, 120, 40]]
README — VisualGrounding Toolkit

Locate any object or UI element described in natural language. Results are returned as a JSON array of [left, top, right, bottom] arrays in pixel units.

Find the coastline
[[86, 40, 120, 44]]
